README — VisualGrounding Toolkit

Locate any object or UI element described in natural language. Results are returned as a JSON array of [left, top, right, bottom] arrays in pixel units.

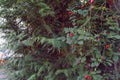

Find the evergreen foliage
[[0, 0, 120, 80]]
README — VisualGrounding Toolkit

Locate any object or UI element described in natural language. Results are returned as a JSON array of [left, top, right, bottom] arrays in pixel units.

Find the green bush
[[1, 0, 120, 80]]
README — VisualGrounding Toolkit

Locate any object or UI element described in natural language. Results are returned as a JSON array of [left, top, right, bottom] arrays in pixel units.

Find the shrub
[[0, 0, 120, 80]]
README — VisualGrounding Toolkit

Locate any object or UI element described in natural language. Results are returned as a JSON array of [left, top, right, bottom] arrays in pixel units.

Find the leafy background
[[0, 0, 120, 80]]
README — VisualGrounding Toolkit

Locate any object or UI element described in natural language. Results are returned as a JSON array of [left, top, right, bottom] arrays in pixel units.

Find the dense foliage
[[0, 0, 120, 80]]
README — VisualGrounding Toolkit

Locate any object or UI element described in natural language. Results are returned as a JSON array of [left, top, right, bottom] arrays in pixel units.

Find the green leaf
[[64, 28, 70, 33], [22, 38, 34, 46], [66, 37, 73, 44], [81, 57, 86, 63], [78, 41, 84, 45], [77, 10, 88, 17], [92, 75, 103, 80], [113, 56, 119, 62], [96, 53, 101, 58], [91, 62, 99, 67], [55, 69, 69, 77], [40, 37, 47, 44], [37, 66, 45, 76], [30, 0, 34, 3], [28, 74, 37, 80]]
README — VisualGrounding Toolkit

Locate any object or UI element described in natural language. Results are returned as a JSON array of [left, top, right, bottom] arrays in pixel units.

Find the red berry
[[68, 11, 74, 16], [89, 0, 94, 4], [108, 0, 113, 6], [85, 75, 91, 80], [81, 5, 85, 9], [69, 33, 74, 37], [105, 44, 110, 49], [118, 48, 120, 52]]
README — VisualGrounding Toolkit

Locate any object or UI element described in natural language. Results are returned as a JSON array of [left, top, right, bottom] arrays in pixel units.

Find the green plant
[[1, 0, 120, 80]]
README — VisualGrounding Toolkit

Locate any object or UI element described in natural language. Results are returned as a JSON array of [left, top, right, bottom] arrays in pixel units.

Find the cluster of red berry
[[105, 44, 120, 52], [105, 44, 110, 49], [108, 0, 113, 6], [89, 0, 94, 4], [67, 0, 95, 38], [69, 33, 74, 37], [67, 11, 74, 16], [67, 0, 94, 16], [85, 75, 92, 80], [67, 0, 113, 16]]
